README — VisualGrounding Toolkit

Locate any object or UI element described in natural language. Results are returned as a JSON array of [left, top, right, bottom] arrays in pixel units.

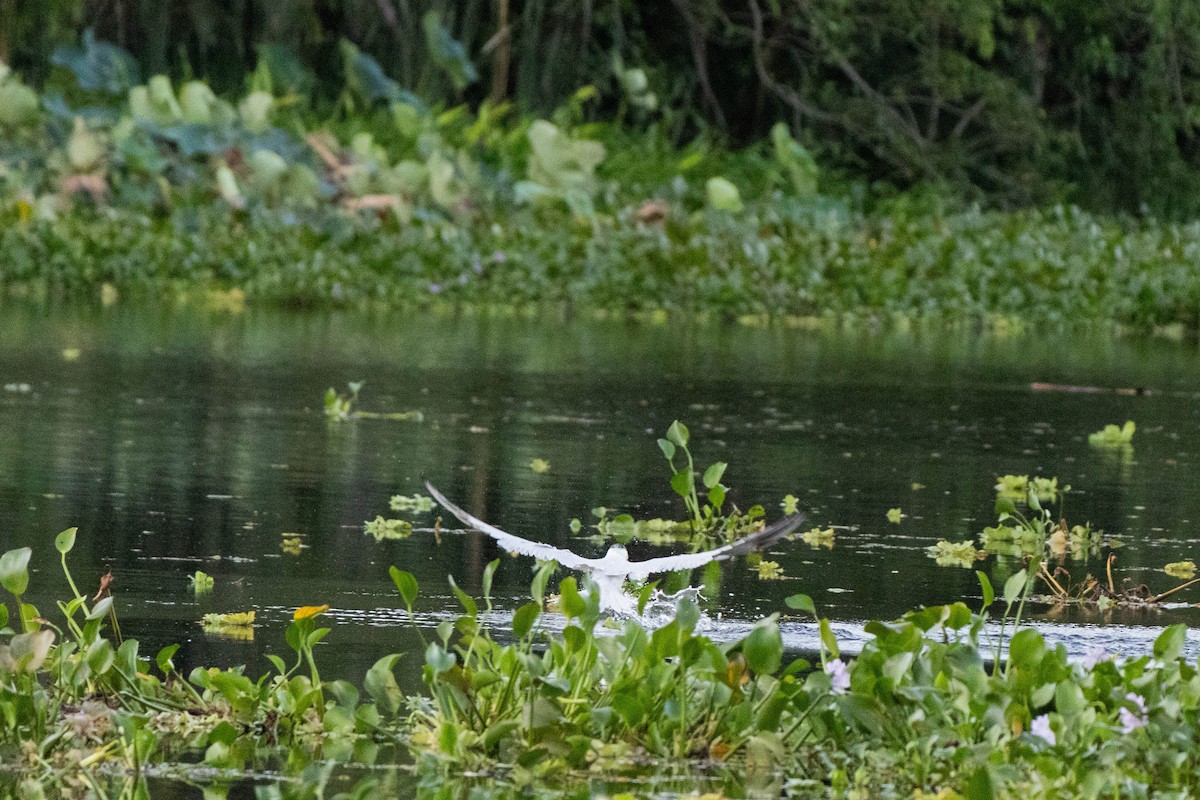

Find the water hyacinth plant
[[6, 502, 1200, 794]]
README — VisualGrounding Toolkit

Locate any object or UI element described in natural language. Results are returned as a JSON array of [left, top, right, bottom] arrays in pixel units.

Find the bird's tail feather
[[721, 512, 807, 559]]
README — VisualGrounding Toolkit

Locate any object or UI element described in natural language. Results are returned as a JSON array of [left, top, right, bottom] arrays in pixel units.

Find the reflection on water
[[3, 304, 1200, 692]]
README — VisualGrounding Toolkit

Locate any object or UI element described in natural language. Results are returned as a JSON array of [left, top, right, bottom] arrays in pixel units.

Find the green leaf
[[977, 571, 995, 608], [702, 462, 727, 489], [447, 575, 478, 617], [86, 637, 115, 676], [559, 577, 586, 619], [86, 596, 113, 621], [994, 496, 1017, 516], [364, 654, 404, 715], [481, 558, 500, 605], [54, 528, 78, 555], [785, 593, 816, 615], [156, 643, 180, 675], [743, 618, 782, 674], [389, 567, 418, 610], [657, 438, 676, 461], [0, 547, 32, 596], [819, 618, 840, 659], [512, 602, 541, 639], [424, 642, 455, 674], [665, 420, 689, 447], [670, 469, 694, 499], [1154, 624, 1187, 662], [1003, 570, 1028, 605], [707, 483, 726, 510], [1007, 628, 1045, 668]]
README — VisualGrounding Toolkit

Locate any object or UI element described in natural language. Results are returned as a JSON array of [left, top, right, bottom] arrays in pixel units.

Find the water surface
[[3, 305, 1200, 690]]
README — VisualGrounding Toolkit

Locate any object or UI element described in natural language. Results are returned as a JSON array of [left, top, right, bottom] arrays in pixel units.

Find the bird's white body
[[424, 481, 805, 615]]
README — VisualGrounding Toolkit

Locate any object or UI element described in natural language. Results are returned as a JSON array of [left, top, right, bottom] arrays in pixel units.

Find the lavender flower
[[1081, 646, 1112, 671], [1030, 714, 1056, 746], [428, 283, 442, 295], [1118, 692, 1148, 733], [825, 658, 850, 695]]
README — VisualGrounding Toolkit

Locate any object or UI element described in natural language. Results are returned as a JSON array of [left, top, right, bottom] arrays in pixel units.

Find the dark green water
[[3, 305, 1200, 793]]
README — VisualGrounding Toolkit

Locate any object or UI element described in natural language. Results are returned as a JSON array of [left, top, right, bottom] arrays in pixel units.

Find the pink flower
[[825, 658, 850, 695], [1118, 693, 1148, 733], [1030, 714, 1056, 745], [1081, 646, 1112, 670]]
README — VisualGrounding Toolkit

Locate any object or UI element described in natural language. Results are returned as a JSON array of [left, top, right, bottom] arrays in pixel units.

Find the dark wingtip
[[727, 511, 807, 557]]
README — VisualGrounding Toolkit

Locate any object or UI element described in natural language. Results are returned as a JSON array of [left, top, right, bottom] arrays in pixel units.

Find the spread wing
[[621, 512, 806, 580], [425, 480, 599, 571]]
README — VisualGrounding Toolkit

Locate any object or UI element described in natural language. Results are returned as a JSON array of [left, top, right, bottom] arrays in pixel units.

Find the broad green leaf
[[365, 654, 404, 715], [666, 420, 689, 447], [1154, 624, 1187, 662], [743, 618, 783, 674], [702, 462, 727, 489], [657, 438, 676, 461], [424, 642, 455, 674], [977, 571, 995, 608], [785, 593, 816, 615], [707, 483, 726, 510], [0, 547, 32, 596], [86, 638, 114, 676], [156, 643, 180, 675], [1007, 628, 1045, 668], [447, 575, 477, 617], [1003, 570, 1027, 605], [670, 469, 693, 498], [559, 577, 586, 619], [819, 617, 840, 659], [54, 527, 78, 555], [389, 567, 418, 610], [512, 602, 541, 639], [481, 559, 500, 605], [86, 596, 114, 621], [994, 496, 1017, 516]]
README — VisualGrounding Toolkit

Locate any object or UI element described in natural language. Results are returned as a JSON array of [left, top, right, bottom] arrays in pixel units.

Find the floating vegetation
[[1088, 420, 1136, 448], [280, 534, 304, 555], [754, 559, 785, 580], [926, 539, 981, 567], [200, 610, 255, 627], [798, 526, 836, 548], [390, 493, 435, 513], [188, 570, 214, 592], [781, 494, 800, 514], [1164, 560, 1196, 580], [994, 474, 1060, 503], [324, 381, 363, 421], [529, 458, 551, 474], [8, 503, 1200, 797], [364, 516, 413, 541], [978, 478, 1105, 560], [886, 507, 905, 524]]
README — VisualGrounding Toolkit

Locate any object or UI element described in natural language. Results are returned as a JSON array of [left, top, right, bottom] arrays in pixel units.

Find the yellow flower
[[293, 604, 329, 621]]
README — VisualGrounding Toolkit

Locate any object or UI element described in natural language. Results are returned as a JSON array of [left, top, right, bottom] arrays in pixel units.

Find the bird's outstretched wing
[[621, 512, 806, 580], [425, 480, 599, 571]]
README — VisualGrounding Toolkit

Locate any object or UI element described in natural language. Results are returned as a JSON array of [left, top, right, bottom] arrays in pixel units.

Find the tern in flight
[[425, 480, 806, 615]]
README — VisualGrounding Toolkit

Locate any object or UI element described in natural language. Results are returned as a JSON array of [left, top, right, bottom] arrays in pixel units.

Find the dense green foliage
[[6, 517, 1200, 798], [5, 2, 1200, 215], [4, 28, 1200, 327], [7, 201, 1200, 329]]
